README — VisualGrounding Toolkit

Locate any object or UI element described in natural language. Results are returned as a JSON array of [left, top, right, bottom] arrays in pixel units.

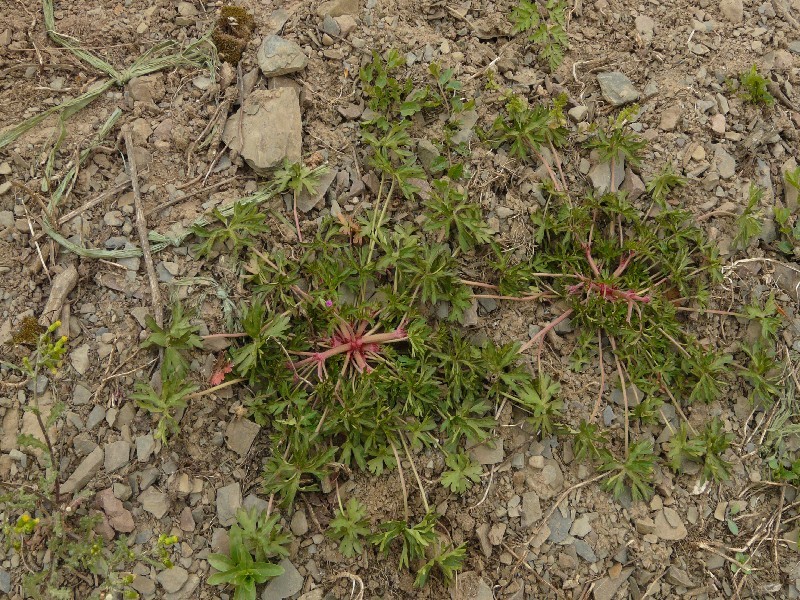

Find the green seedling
[[733, 184, 764, 250], [571, 420, 609, 462], [512, 373, 564, 437], [140, 301, 203, 378], [191, 200, 270, 259], [371, 511, 438, 571], [599, 439, 656, 501], [233, 507, 291, 563], [131, 371, 199, 445], [207, 527, 284, 600], [738, 65, 774, 106], [414, 542, 467, 588], [327, 498, 371, 558], [441, 451, 482, 493], [272, 160, 330, 243], [510, 0, 569, 71], [646, 163, 687, 204]]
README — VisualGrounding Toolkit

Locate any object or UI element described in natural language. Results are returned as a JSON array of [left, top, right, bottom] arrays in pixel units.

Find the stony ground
[[2, 0, 800, 599]]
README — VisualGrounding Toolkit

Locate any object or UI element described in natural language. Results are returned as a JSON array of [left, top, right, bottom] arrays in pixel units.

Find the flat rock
[[470, 438, 504, 465], [158, 566, 189, 594], [547, 509, 573, 543], [659, 105, 681, 131], [225, 418, 261, 456], [521, 491, 542, 528], [262, 559, 303, 599], [316, 0, 359, 17], [597, 72, 640, 106], [290, 509, 309, 536], [222, 89, 302, 176], [593, 567, 633, 600], [720, 0, 744, 22], [104, 440, 131, 473], [216, 482, 242, 526], [96, 488, 135, 533], [139, 486, 170, 519], [713, 145, 736, 179], [257, 35, 308, 77], [635, 15, 655, 43], [654, 507, 688, 540], [296, 168, 336, 213], [570, 515, 592, 538], [136, 434, 156, 462], [70, 344, 90, 376], [588, 157, 625, 193], [61, 446, 103, 495]]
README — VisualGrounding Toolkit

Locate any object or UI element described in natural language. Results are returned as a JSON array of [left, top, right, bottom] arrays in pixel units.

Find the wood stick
[[123, 129, 162, 328]]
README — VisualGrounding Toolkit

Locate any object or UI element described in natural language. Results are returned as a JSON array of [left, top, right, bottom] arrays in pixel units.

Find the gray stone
[[597, 72, 640, 106], [322, 14, 340, 36], [470, 439, 503, 465], [158, 566, 189, 593], [139, 486, 170, 519], [296, 169, 336, 213], [789, 41, 800, 55], [621, 167, 646, 200], [335, 15, 358, 36], [450, 109, 479, 145], [521, 491, 542, 528], [225, 419, 261, 456], [720, 0, 744, 22], [635, 15, 655, 43], [593, 567, 633, 600], [568, 106, 588, 122], [290, 509, 309, 536], [570, 515, 592, 538], [86, 405, 106, 430], [0, 569, 11, 593], [266, 9, 290, 35], [316, 0, 359, 17], [417, 139, 440, 171], [589, 156, 625, 193], [73, 433, 97, 457], [667, 565, 695, 587], [70, 344, 90, 375], [216, 483, 242, 526], [659, 105, 681, 131], [262, 559, 303, 599], [547, 509, 573, 543], [136, 434, 156, 462], [602, 405, 615, 426], [257, 35, 308, 77], [104, 440, 131, 473], [714, 145, 736, 179], [475, 522, 491, 557], [222, 89, 302, 176], [574, 539, 598, 562], [654, 507, 688, 540], [61, 446, 104, 495], [132, 574, 155, 595]]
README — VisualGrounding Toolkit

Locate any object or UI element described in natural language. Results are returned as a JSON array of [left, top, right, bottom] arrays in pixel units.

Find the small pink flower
[[325, 299, 333, 307]]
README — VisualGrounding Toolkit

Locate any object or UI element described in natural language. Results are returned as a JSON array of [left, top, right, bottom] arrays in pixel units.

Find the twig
[[389, 440, 409, 520], [145, 176, 239, 216], [609, 337, 629, 456], [332, 572, 365, 600], [123, 129, 162, 328], [468, 466, 495, 509], [184, 377, 246, 400], [400, 433, 430, 513], [519, 309, 574, 353]]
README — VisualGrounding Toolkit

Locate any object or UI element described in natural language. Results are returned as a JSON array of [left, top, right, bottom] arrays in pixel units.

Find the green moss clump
[[212, 5, 255, 64]]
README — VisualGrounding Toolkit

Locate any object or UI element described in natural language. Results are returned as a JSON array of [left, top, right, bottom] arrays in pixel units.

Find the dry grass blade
[[0, 0, 214, 151]]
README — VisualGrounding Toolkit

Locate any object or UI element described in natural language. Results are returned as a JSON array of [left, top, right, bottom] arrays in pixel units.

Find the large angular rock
[[597, 72, 640, 106], [257, 35, 308, 77], [316, 0, 360, 17], [61, 446, 104, 495], [222, 88, 302, 176], [262, 559, 303, 599]]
